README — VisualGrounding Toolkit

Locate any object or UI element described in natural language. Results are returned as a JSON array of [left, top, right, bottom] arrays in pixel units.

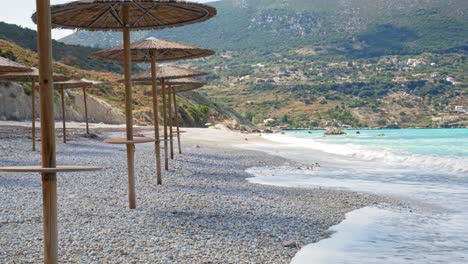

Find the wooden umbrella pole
[[36, 0, 58, 263], [161, 79, 169, 171], [83, 87, 89, 135], [150, 52, 162, 185], [172, 87, 182, 154], [31, 77, 36, 151], [60, 87, 66, 144], [122, 6, 136, 209], [168, 84, 174, 160]]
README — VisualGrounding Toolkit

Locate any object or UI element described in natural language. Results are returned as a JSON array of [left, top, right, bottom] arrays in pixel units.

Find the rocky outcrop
[[0, 82, 33, 121], [68, 90, 125, 124], [324, 127, 346, 135], [0, 82, 124, 124]]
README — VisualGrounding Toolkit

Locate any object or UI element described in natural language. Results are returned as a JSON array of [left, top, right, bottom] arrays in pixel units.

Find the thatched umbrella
[[0, 2, 99, 264], [136, 66, 207, 165], [131, 65, 207, 82], [53, 79, 103, 143], [133, 79, 206, 154], [168, 79, 205, 154], [91, 38, 213, 184], [90, 37, 214, 62], [133, 79, 205, 157], [126, 66, 207, 168], [0, 68, 70, 151], [136, 78, 206, 154], [134, 77, 206, 87], [166, 78, 206, 89], [35, 0, 216, 211], [0, 57, 32, 73]]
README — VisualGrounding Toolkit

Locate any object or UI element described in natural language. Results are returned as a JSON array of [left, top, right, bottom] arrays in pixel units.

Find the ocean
[[242, 128, 468, 264]]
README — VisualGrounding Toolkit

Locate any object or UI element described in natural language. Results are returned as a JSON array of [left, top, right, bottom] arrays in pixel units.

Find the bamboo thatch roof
[[121, 65, 207, 82], [90, 37, 214, 62], [54, 78, 103, 89], [133, 81, 204, 93], [134, 77, 205, 86], [168, 77, 205, 86], [0, 57, 33, 73], [173, 82, 205, 92], [0, 68, 70, 82], [32, 0, 217, 31]]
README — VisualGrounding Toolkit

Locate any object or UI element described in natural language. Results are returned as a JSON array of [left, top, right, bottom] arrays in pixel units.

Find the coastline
[[0, 122, 402, 263], [241, 129, 468, 263]]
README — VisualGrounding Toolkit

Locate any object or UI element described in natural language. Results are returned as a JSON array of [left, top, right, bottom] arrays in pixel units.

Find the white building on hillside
[[454, 106, 466, 113]]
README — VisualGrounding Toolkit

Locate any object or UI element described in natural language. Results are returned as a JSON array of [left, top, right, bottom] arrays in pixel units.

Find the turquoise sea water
[[278, 128, 468, 174], [243, 128, 468, 264], [286, 128, 468, 157]]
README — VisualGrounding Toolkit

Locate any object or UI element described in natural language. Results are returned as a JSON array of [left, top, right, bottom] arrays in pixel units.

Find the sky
[[0, 0, 214, 40]]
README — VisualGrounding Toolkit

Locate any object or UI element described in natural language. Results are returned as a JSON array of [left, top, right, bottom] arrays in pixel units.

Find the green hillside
[[62, 0, 468, 58], [0, 22, 121, 72], [59, 0, 468, 128], [0, 36, 243, 127]]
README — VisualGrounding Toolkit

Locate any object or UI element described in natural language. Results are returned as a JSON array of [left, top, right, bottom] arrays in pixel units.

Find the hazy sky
[[0, 0, 214, 40]]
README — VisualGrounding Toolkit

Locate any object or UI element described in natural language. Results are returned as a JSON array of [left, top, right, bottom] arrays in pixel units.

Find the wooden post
[[36, 0, 58, 263], [172, 87, 182, 154], [122, 6, 136, 209], [168, 84, 174, 160], [150, 52, 162, 185], [83, 87, 89, 135], [31, 78, 36, 151], [60, 87, 66, 144], [161, 79, 169, 171]]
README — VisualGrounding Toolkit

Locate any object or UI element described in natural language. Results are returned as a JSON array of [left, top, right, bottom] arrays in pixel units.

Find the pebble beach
[[0, 123, 402, 263]]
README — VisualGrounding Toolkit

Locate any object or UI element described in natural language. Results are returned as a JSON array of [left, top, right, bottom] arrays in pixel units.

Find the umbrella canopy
[[134, 77, 205, 86], [0, 68, 69, 82], [90, 37, 214, 62], [174, 82, 205, 92], [32, 0, 217, 31], [133, 78, 205, 92], [167, 77, 206, 86], [54, 78, 103, 89], [126, 65, 207, 82], [0, 57, 33, 73]]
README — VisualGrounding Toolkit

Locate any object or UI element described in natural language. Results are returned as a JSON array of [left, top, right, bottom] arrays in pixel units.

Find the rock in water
[[324, 127, 346, 135]]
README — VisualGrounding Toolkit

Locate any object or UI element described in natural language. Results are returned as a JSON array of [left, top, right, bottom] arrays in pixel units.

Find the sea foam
[[262, 134, 468, 174]]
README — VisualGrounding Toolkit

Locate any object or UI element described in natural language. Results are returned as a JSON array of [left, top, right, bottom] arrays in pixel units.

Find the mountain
[[61, 0, 468, 128], [62, 0, 468, 57]]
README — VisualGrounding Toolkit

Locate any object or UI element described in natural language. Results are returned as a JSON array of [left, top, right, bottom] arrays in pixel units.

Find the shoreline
[[0, 123, 404, 263], [241, 129, 468, 263]]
